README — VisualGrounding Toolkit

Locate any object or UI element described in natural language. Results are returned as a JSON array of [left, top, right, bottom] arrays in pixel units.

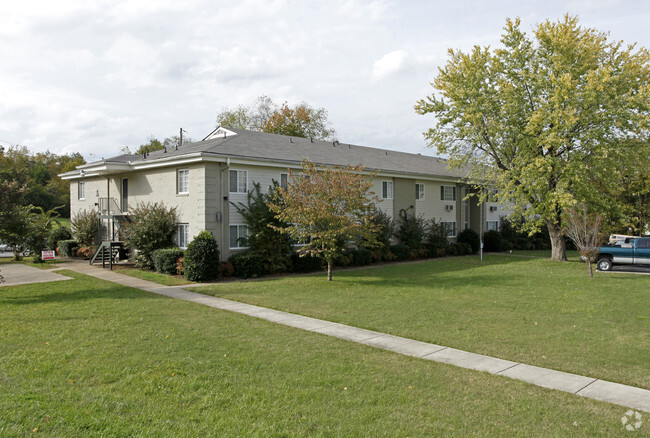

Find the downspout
[[220, 157, 231, 259]]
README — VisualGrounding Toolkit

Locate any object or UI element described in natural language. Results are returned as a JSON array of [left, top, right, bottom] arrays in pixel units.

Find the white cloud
[[370, 50, 410, 82]]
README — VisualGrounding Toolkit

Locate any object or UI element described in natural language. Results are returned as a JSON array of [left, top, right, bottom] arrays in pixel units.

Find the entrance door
[[121, 178, 128, 213]]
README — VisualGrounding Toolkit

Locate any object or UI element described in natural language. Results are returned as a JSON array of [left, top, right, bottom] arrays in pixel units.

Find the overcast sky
[[1, 0, 649, 162]]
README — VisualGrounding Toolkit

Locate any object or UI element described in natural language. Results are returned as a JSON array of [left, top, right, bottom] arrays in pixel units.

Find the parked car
[[596, 237, 650, 271]]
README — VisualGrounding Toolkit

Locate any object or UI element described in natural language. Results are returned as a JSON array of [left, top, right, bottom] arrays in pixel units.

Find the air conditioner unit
[[445, 205, 454, 212], [489, 206, 498, 212]]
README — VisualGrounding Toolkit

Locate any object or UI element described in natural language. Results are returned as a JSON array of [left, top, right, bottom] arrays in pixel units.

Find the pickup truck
[[596, 237, 650, 271]]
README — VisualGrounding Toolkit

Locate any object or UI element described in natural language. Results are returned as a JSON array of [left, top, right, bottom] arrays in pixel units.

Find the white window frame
[[416, 183, 425, 200], [382, 181, 393, 200], [177, 169, 189, 195], [78, 181, 85, 200], [177, 223, 189, 249], [486, 221, 499, 232], [229, 224, 248, 249], [442, 221, 457, 237], [441, 185, 456, 201], [229, 170, 248, 194], [280, 173, 288, 190]]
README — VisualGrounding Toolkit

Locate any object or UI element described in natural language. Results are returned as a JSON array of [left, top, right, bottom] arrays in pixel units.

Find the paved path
[[0, 263, 72, 287], [50, 261, 650, 414]]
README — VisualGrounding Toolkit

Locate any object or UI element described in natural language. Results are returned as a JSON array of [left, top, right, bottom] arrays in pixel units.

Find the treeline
[[0, 146, 85, 218]]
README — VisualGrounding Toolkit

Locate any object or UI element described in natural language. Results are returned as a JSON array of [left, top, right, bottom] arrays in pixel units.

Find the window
[[415, 183, 425, 200], [382, 181, 393, 199], [637, 239, 649, 249], [280, 173, 288, 189], [229, 170, 247, 193], [177, 169, 189, 194], [486, 221, 499, 232], [177, 224, 189, 249], [229, 224, 248, 249], [440, 185, 456, 201], [78, 181, 85, 200], [121, 178, 128, 213], [442, 221, 456, 237]]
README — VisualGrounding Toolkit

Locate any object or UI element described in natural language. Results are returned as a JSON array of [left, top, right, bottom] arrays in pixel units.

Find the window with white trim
[[415, 183, 425, 200], [442, 221, 457, 237], [229, 170, 247, 193], [486, 221, 499, 232], [382, 181, 393, 199], [177, 169, 189, 194], [280, 173, 288, 190], [78, 181, 85, 200], [440, 185, 456, 201], [177, 224, 189, 249], [229, 224, 248, 249]]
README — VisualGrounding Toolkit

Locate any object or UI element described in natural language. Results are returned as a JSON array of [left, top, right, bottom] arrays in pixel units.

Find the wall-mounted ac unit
[[489, 206, 498, 212], [445, 205, 454, 212]]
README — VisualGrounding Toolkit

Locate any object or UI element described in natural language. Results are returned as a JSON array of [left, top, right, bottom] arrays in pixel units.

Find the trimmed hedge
[[48, 227, 72, 251], [184, 231, 220, 281], [58, 240, 78, 257], [457, 228, 480, 254], [483, 230, 504, 252], [351, 248, 372, 266], [291, 252, 323, 273], [389, 244, 410, 261], [229, 251, 265, 278], [151, 248, 184, 274]]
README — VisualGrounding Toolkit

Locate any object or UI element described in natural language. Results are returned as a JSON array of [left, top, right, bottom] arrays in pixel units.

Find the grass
[[0, 257, 70, 270], [112, 266, 194, 286], [0, 271, 635, 436], [197, 255, 650, 389]]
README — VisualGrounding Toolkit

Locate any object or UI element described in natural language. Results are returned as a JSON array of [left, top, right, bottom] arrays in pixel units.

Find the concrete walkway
[[0, 263, 72, 287], [53, 261, 650, 414]]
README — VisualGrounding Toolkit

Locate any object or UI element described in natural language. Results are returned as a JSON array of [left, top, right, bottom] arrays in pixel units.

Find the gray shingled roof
[[82, 127, 463, 179]]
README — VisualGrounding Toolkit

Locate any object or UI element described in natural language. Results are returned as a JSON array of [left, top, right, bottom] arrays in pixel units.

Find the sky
[[1, 0, 649, 162]]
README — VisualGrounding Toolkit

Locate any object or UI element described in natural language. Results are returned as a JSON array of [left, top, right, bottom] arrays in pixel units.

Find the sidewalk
[[56, 261, 650, 414]]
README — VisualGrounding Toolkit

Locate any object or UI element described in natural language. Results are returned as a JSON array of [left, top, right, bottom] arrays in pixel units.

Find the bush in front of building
[[389, 244, 410, 261], [350, 248, 372, 266], [184, 231, 220, 282], [58, 240, 78, 257], [151, 248, 185, 275], [483, 230, 504, 252], [228, 251, 265, 278], [291, 252, 324, 273], [71, 209, 99, 247], [395, 213, 427, 251], [122, 202, 178, 270], [47, 226, 72, 250], [457, 228, 480, 254], [425, 219, 450, 257]]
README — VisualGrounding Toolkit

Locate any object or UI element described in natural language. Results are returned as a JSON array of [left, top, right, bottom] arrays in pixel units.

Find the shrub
[[396, 213, 427, 250], [457, 228, 480, 254], [220, 261, 234, 277], [389, 244, 410, 261], [232, 181, 294, 274], [58, 240, 78, 257], [446, 244, 458, 256], [47, 226, 72, 250], [176, 257, 184, 275], [368, 208, 394, 256], [483, 230, 504, 252], [184, 231, 220, 281], [229, 251, 265, 278], [76, 246, 96, 259], [291, 252, 324, 273], [351, 248, 372, 266], [71, 209, 98, 246], [151, 248, 184, 275], [426, 219, 450, 251], [454, 242, 472, 256], [122, 202, 178, 270]]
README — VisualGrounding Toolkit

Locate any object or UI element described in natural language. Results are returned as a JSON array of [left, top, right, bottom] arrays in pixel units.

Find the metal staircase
[[90, 241, 124, 270]]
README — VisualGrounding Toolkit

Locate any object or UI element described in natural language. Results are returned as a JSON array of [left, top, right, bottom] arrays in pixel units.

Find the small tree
[[233, 181, 293, 274], [23, 206, 61, 263], [395, 211, 427, 250], [268, 159, 379, 281], [184, 231, 220, 281], [122, 202, 178, 270], [71, 209, 99, 246], [563, 205, 604, 278]]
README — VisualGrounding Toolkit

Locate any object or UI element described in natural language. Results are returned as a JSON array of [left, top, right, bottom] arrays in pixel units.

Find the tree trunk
[[546, 220, 568, 261], [327, 260, 333, 281], [588, 258, 593, 278]]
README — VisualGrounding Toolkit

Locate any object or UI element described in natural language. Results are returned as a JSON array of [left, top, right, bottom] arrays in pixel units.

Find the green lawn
[[0, 257, 70, 270], [0, 271, 635, 436], [113, 266, 194, 286], [197, 255, 650, 389]]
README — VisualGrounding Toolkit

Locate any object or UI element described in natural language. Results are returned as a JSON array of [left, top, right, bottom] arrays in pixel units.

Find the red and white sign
[[41, 250, 55, 260]]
